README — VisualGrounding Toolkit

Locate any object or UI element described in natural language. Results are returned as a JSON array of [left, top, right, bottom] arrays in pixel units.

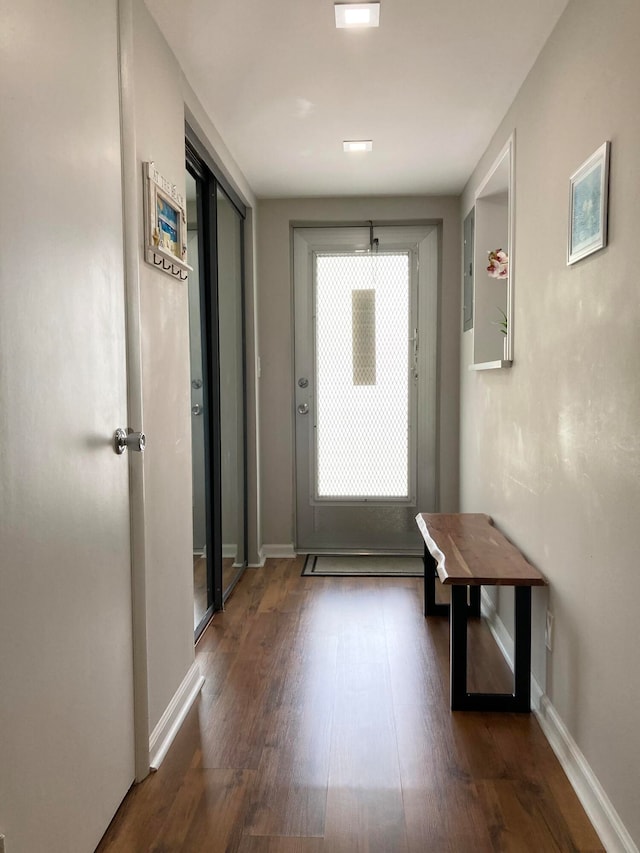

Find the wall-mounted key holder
[[144, 161, 193, 280]]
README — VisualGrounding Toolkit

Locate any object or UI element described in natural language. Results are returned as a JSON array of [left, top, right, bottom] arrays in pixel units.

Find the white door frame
[[118, 0, 150, 782]]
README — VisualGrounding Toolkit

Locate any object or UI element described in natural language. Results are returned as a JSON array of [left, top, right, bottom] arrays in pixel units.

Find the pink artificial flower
[[487, 248, 509, 279]]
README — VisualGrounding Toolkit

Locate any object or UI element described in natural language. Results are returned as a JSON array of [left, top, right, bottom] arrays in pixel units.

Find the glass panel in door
[[315, 253, 411, 499], [217, 187, 247, 598]]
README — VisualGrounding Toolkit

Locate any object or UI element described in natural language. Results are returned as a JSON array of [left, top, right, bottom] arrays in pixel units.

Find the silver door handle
[[114, 428, 146, 454], [191, 403, 203, 416], [297, 403, 309, 415]]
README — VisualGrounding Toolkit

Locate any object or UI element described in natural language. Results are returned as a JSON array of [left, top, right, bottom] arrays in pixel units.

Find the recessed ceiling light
[[343, 140, 373, 152], [335, 3, 380, 29]]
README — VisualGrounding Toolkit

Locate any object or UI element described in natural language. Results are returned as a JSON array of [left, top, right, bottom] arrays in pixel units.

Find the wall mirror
[[471, 133, 514, 369]]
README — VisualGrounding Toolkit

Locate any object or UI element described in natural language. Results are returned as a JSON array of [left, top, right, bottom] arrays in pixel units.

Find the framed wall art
[[144, 161, 192, 279], [568, 141, 610, 265]]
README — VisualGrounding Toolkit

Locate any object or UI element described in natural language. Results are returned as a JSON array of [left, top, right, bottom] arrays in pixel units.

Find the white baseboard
[[481, 591, 513, 662], [260, 544, 296, 560], [149, 661, 204, 771], [481, 591, 636, 851], [536, 697, 638, 853]]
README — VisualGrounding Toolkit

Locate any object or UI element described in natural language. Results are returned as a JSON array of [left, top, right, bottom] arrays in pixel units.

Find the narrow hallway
[[98, 559, 602, 852]]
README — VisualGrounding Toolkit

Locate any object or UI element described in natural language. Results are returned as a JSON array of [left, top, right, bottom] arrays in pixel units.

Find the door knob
[[114, 428, 146, 455], [297, 403, 309, 415]]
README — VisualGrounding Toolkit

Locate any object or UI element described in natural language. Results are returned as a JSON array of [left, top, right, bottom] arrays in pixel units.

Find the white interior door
[[294, 226, 438, 552], [0, 3, 135, 851]]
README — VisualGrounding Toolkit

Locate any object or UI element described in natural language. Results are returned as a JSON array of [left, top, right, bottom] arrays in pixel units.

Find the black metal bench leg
[[513, 586, 532, 712], [424, 544, 448, 617], [449, 583, 532, 713], [450, 585, 468, 710], [424, 543, 435, 615], [469, 585, 481, 617]]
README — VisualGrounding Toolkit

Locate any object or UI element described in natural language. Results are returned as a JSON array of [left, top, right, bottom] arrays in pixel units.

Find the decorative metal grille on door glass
[[314, 252, 411, 500]]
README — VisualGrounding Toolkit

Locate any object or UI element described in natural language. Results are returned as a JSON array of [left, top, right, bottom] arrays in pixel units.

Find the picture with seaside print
[[157, 196, 179, 256], [568, 141, 610, 265]]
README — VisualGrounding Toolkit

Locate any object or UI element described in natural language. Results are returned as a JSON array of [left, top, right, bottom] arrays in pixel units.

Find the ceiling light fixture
[[343, 140, 373, 152], [334, 2, 380, 29]]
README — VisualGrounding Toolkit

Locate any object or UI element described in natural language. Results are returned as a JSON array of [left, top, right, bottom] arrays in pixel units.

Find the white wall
[[131, 0, 196, 733], [257, 196, 461, 548], [128, 0, 260, 731], [460, 0, 640, 846]]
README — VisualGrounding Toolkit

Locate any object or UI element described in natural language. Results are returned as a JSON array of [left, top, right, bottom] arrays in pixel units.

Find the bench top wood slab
[[415, 513, 547, 587]]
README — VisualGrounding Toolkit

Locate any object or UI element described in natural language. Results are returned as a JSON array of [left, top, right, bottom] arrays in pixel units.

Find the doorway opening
[[293, 225, 439, 553]]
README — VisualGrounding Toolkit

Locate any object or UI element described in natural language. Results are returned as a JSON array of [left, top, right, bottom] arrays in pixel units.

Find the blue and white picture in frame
[[157, 196, 179, 256], [568, 141, 610, 265]]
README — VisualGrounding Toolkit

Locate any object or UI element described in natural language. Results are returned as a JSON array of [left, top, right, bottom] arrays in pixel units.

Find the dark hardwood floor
[[98, 557, 604, 852]]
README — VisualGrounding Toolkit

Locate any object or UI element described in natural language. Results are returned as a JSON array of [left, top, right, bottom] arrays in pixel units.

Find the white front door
[[0, 3, 135, 851], [294, 226, 439, 552]]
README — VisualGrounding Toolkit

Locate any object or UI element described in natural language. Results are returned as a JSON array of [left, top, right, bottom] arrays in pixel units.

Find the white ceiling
[[146, 0, 569, 198]]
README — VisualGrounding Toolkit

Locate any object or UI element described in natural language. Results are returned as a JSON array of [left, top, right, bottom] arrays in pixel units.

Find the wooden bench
[[415, 513, 547, 713]]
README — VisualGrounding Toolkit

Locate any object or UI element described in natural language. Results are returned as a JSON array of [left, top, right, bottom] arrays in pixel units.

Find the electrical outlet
[[545, 610, 554, 651]]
